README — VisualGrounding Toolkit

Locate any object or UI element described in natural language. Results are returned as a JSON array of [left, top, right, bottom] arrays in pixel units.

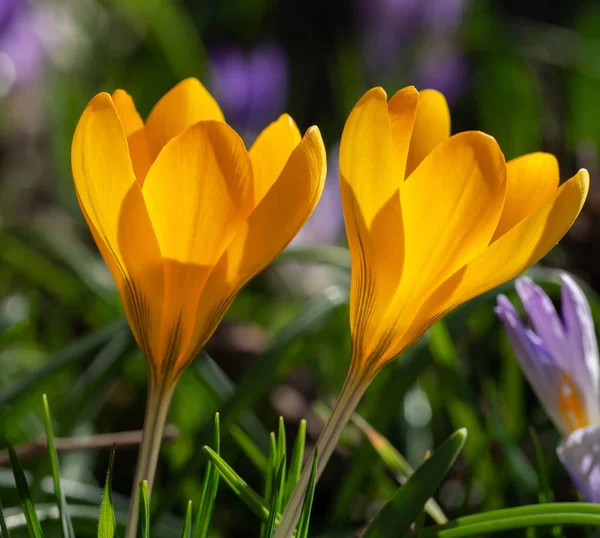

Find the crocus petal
[[383, 131, 506, 358], [495, 294, 569, 435], [181, 126, 327, 366], [71, 92, 164, 364], [249, 113, 301, 204], [339, 87, 405, 362], [111, 89, 151, 184], [560, 274, 600, 426], [419, 170, 589, 336], [387, 86, 418, 179], [142, 121, 253, 368], [405, 89, 450, 177], [493, 153, 559, 240], [557, 425, 600, 503], [145, 78, 225, 161]]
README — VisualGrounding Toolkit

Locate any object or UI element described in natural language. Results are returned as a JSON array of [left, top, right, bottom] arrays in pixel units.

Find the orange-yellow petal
[[339, 87, 405, 361], [71, 92, 164, 363], [142, 120, 253, 366], [406, 89, 450, 177], [111, 89, 151, 184], [387, 86, 419, 179], [249, 114, 302, 204], [492, 152, 559, 240], [380, 131, 506, 361], [145, 78, 225, 162], [421, 169, 589, 322], [182, 126, 327, 363]]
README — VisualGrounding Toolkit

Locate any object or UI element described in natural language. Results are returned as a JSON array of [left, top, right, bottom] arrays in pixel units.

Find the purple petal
[[557, 425, 600, 503], [559, 273, 600, 425], [496, 294, 568, 435]]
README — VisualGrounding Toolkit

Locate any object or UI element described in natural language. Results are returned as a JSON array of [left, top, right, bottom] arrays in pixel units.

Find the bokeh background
[[1, 0, 600, 536]]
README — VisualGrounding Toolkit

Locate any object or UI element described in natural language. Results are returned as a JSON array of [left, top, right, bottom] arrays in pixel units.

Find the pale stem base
[[124, 376, 175, 538], [273, 372, 369, 538]]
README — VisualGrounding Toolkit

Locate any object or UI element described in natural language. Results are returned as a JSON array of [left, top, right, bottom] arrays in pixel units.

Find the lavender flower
[[496, 274, 600, 502], [209, 43, 289, 135]]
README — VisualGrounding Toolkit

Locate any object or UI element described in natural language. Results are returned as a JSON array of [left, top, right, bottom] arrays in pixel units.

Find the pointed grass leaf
[[98, 447, 116, 538], [202, 447, 269, 522], [365, 429, 467, 538], [7, 440, 44, 538], [181, 501, 192, 538], [264, 457, 286, 538], [138, 481, 149, 538], [260, 433, 278, 538], [284, 420, 306, 506], [296, 448, 318, 538], [193, 413, 220, 538], [42, 395, 75, 538], [0, 500, 10, 538]]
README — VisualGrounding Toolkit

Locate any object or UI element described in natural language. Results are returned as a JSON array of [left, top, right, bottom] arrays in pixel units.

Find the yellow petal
[[145, 78, 225, 162], [71, 93, 164, 364], [492, 152, 559, 240], [381, 131, 506, 360], [111, 89, 151, 184], [339, 87, 405, 362], [405, 89, 450, 177], [142, 120, 254, 366], [420, 169, 589, 323], [249, 114, 302, 204], [181, 126, 327, 365], [387, 86, 418, 179]]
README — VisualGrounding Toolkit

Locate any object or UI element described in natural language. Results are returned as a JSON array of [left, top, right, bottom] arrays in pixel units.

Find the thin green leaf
[[352, 414, 447, 524], [202, 446, 269, 522], [97, 447, 116, 538], [264, 457, 286, 538], [193, 413, 220, 538], [296, 448, 318, 538], [284, 420, 306, 506], [7, 440, 44, 538], [0, 500, 11, 538], [230, 425, 268, 472], [415, 503, 600, 537], [365, 429, 467, 537], [260, 433, 278, 538], [138, 481, 149, 538], [181, 501, 192, 538], [42, 395, 75, 538]]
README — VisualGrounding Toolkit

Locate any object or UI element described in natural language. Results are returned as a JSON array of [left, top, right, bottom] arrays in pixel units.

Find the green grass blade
[[415, 503, 600, 537], [181, 501, 192, 538], [193, 413, 221, 538], [284, 420, 306, 507], [230, 425, 268, 472], [42, 395, 75, 538], [296, 448, 318, 538], [365, 429, 467, 537], [202, 447, 269, 522], [7, 440, 44, 538], [264, 457, 286, 538], [97, 446, 116, 538], [0, 500, 11, 538], [137, 481, 150, 538], [260, 433, 277, 538]]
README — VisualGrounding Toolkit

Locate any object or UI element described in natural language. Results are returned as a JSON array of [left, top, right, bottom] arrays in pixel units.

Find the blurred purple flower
[[291, 145, 344, 246], [415, 44, 468, 104], [209, 43, 289, 134], [0, 0, 46, 94], [496, 274, 600, 502]]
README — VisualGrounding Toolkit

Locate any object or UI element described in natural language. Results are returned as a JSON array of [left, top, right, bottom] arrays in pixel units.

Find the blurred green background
[[1, 0, 600, 536]]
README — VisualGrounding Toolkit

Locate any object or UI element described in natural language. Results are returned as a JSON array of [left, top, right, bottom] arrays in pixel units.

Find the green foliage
[[97, 448, 116, 538], [137, 481, 150, 538]]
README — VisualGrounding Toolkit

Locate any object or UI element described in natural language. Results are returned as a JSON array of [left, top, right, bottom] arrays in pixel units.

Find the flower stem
[[124, 375, 175, 538], [273, 371, 369, 538]]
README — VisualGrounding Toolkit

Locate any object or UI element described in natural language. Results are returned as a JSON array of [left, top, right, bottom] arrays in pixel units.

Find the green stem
[[274, 371, 369, 538], [124, 374, 175, 538]]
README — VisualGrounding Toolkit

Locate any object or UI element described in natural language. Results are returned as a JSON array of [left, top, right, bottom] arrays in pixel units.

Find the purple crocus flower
[[496, 274, 600, 502], [209, 43, 289, 135]]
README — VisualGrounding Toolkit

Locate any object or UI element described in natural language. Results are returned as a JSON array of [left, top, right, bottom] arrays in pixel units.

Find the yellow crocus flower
[[71, 78, 326, 537], [275, 86, 589, 537]]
